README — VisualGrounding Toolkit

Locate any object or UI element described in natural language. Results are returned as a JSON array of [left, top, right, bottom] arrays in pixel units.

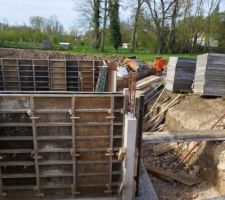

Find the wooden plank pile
[[136, 75, 164, 115], [194, 53, 225, 96], [165, 57, 196, 92]]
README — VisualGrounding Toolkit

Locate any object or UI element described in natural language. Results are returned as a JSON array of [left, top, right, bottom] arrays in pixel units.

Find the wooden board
[[136, 76, 161, 90], [147, 165, 201, 186], [143, 130, 225, 143]]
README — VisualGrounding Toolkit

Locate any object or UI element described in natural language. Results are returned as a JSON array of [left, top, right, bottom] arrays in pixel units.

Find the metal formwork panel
[[66, 60, 79, 91], [2, 59, 20, 91], [0, 59, 104, 93], [33, 60, 50, 91], [0, 93, 124, 199], [50, 60, 67, 91]]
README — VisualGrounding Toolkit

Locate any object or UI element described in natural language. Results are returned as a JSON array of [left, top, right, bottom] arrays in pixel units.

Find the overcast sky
[[0, 0, 132, 32]]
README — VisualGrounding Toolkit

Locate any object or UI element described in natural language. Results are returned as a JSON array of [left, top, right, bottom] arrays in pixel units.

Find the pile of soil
[[0, 48, 123, 62], [143, 91, 225, 200]]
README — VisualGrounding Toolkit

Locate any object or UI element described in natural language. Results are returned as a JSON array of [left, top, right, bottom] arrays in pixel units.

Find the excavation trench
[[143, 91, 225, 199]]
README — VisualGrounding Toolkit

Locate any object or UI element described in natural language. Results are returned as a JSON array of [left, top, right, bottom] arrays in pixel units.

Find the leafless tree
[[130, 0, 144, 52], [100, 0, 109, 51], [144, 0, 176, 54]]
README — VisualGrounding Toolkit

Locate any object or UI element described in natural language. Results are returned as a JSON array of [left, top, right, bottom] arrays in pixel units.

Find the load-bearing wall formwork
[[0, 57, 140, 200]]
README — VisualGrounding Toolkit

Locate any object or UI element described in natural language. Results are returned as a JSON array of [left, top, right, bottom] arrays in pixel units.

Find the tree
[[130, 0, 144, 52], [29, 16, 45, 31], [109, 0, 122, 50], [166, 0, 180, 53], [100, 0, 109, 51], [144, 0, 176, 54], [93, 0, 102, 49]]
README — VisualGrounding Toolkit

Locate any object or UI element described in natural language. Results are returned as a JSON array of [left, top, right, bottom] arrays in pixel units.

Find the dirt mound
[[0, 48, 123, 62], [166, 94, 225, 131]]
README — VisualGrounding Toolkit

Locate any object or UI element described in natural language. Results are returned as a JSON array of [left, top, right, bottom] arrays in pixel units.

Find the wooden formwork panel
[[0, 93, 124, 199]]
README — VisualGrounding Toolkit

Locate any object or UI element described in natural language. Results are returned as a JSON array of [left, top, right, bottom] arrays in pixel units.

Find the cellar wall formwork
[[0, 93, 125, 199], [0, 58, 103, 92]]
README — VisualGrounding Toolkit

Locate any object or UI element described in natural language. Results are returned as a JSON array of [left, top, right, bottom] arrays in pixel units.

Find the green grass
[[66, 45, 197, 62]]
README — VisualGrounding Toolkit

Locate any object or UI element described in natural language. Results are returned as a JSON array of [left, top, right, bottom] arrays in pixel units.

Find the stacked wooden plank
[[194, 53, 225, 96], [136, 75, 164, 115], [166, 57, 196, 92]]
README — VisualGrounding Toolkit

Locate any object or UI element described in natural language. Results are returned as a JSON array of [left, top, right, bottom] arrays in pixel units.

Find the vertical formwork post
[[30, 96, 43, 197], [135, 95, 144, 196], [0, 164, 6, 197], [1, 58, 6, 91], [92, 61, 95, 92], [122, 114, 137, 200], [70, 95, 79, 195], [32, 60, 36, 91], [106, 96, 115, 194]]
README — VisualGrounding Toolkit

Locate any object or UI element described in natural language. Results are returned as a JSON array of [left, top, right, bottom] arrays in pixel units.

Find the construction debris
[[146, 165, 201, 186], [153, 142, 178, 157], [136, 76, 162, 90], [194, 53, 225, 96], [166, 57, 196, 92]]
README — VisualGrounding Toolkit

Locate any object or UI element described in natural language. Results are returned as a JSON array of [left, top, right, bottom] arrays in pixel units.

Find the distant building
[[196, 34, 219, 47], [59, 42, 70, 50], [42, 40, 52, 49], [122, 43, 131, 49]]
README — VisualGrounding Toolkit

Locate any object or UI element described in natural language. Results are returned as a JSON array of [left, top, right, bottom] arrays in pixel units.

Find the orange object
[[154, 57, 166, 72]]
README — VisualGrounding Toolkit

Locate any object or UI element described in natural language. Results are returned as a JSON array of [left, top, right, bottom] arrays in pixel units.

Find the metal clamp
[[33, 187, 44, 197], [30, 116, 40, 120], [71, 185, 80, 195], [70, 116, 80, 120], [104, 189, 112, 194], [35, 192, 44, 197], [117, 147, 126, 161], [0, 192, 7, 197], [118, 182, 125, 195], [70, 149, 80, 157], [106, 116, 115, 119], [105, 148, 114, 157]]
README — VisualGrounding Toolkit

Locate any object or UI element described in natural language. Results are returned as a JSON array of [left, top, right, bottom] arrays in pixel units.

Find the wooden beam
[[146, 165, 201, 186], [143, 130, 225, 143]]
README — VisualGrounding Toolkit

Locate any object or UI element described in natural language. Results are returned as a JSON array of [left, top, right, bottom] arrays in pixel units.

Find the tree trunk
[[157, 30, 163, 54], [131, 0, 143, 53], [100, 0, 108, 51], [166, 0, 178, 53], [93, 0, 101, 49]]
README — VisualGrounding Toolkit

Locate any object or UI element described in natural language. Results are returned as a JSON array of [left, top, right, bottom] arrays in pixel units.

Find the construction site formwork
[[0, 58, 104, 92], [0, 92, 129, 199]]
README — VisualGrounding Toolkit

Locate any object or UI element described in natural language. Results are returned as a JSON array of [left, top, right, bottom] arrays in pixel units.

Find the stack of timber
[[165, 57, 196, 92], [136, 75, 164, 115], [194, 53, 225, 96]]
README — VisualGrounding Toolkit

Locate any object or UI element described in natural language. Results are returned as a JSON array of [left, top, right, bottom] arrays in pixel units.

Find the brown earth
[[143, 91, 225, 200], [0, 48, 124, 62]]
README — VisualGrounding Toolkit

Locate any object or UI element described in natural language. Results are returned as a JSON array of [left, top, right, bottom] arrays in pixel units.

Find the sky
[[0, 0, 132, 32]]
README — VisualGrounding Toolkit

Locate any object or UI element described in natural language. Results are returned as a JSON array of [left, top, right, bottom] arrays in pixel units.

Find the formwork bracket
[[106, 116, 115, 119], [71, 185, 80, 195], [70, 149, 80, 157], [34, 186, 44, 197], [118, 182, 125, 195], [0, 192, 7, 197], [117, 148, 126, 161], [105, 148, 114, 157]]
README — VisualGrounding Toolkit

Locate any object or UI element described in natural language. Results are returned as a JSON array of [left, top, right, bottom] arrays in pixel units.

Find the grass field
[[67, 45, 197, 62]]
